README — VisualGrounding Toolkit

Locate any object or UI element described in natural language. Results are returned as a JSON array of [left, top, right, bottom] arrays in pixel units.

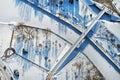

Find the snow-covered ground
[[0, 0, 120, 80]]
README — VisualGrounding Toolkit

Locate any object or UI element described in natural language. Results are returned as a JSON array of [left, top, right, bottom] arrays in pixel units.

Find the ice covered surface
[[0, 21, 74, 80], [87, 0, 120, 17], [112, 0, 120, 14], [83, 43, 120, 80], [92, 20, 120, 67], [16, 0, 97, 31], [103, 20, 120, 40], [54, 53, 104, 80], [0, 25, 12, 57], [0, 0, 120, 80], [0, 0, 80, 44], [0, 23, 72, 70], [12, 25, 72, 69], [7, 57, 48, 80]]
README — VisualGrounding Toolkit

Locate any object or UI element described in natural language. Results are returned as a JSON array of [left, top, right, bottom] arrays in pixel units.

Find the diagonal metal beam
[[47, 8, 107, 79], [18, 0, 118, 73], [19, 0, 120, 75], [89, 37, 120, 69]]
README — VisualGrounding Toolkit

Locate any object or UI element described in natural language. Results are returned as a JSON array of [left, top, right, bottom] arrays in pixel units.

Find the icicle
[[32, 0, 39, 5], [14, 0, 32, 21], [54, 40, 58, 59], [38, 44, 42, 65], [58, 23, 61, 34], [34, 10, 44, 22], [66, 69, 70, 80], [63, 25, 67, 35], [52, 41, 55, 60], [48, 59, 51, 69]]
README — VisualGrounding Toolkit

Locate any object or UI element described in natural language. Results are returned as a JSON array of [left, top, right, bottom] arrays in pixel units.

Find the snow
[[0, 25, 12, 57], [83, 44, 120, 80], [0, 0, 120, 80], [92, 20, 120, 66], [103, 20, 120, 40], [8, 59, 47, 80], [55, 51, 104, 80], [113, 0, 120, 14]]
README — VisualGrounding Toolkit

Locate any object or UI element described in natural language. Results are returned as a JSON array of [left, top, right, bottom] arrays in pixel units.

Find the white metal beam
[[18, 0, 120, 78], [47, 8, 107, 79]]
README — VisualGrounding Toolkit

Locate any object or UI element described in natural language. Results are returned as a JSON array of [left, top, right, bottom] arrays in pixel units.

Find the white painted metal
[[47, 8, 107, 79]]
